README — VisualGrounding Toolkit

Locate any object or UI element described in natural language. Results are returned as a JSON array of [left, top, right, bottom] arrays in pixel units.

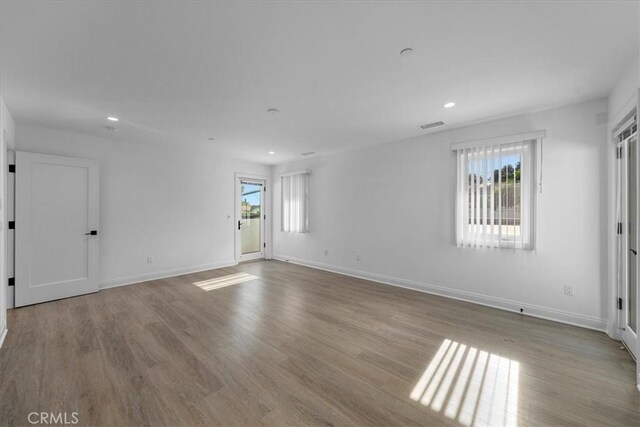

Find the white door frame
[[610, 92, 640, 391], [619, 132, 639, 360], [0, 134, 7, 345], [235, 173, 268, 263]]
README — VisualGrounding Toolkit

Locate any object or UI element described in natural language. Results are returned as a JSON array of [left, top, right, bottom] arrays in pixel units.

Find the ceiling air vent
[[420, 121, 445, 130], [301, 152, 315, 156]]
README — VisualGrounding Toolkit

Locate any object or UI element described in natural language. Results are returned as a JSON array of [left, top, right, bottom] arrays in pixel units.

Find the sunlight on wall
[[193, 272, 259, 291], [411, 339, 519, 427]]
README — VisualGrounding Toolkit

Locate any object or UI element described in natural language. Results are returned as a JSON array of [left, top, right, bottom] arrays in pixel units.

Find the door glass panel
[[241, 182, 262, 255], [628, 139, 638, 333]]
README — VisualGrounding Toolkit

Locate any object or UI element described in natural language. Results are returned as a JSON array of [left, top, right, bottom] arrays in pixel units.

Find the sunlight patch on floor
[[193, 272, 259, 291], [411, 339, 519, 427]]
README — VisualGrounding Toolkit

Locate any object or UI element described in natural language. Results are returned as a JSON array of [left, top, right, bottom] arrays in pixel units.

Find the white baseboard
[[0, 327, 7, 349], [99, 260, 238, 289], [273, 254, 608, 332]]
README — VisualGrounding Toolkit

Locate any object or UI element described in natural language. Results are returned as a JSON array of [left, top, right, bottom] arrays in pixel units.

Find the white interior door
[[236, 176, 265, 262], [15, 152, 99, 307]]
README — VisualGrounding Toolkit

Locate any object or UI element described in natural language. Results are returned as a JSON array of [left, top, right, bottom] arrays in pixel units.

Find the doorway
[[236, 175, 266, 262], [617, 115, 638, 360]]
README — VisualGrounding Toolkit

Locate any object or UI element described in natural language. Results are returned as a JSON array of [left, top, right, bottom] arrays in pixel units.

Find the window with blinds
[[281, 171, 310, 233], [453, 132, 542, 249]]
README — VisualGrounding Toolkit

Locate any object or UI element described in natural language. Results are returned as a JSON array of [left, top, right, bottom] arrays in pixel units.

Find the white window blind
[[452, 131, 543, 250], [281, 171, 310, 233]]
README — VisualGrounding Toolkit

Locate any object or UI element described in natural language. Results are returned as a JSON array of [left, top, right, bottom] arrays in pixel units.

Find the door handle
[[85, 230, 98, 236], [238, 220, 241, 230], [630, 248, 637, 255]]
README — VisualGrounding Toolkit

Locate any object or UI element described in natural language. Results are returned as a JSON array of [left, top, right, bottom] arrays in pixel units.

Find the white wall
[[273, 99, 609, 330], [0, 96, 15, 346], [608, 56, 639, 123], [1, 98, 15, 150], [13, 122, 270, 295]]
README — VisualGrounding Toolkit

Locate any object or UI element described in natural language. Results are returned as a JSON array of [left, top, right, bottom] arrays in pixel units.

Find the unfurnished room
[[0, 1, 639, 426]]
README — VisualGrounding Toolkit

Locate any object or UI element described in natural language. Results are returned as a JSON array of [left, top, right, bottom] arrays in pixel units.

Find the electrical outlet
[[564, 284, 575, 296], [147, 256, 153, 264]]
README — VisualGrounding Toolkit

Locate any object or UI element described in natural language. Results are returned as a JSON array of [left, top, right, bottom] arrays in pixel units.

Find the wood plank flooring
[[0, 260, 638, 426]]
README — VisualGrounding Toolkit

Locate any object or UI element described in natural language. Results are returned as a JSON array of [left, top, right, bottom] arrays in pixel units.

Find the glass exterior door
[[237, 178, 265, 262]]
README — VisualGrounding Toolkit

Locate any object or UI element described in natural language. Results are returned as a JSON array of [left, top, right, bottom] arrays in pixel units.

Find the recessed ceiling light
[[107, 116, 119, 122], [268, 151, 275, 155], [267, 108, 280, 115], [400, 48, 414, 56], [444, 102, 456, 108]]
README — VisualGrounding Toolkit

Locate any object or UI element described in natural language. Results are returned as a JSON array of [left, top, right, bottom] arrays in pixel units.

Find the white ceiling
[[1, 1, 638, 164]]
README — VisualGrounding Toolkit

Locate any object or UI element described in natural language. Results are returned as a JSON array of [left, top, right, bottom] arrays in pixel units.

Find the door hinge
[[264, 186, 266, 192], [264, 214, 266, 220], [618, 297, 623, 310], [263, 243, 266, 248], [8, 221, 15, 230], [8, 164, 15, 173], [8, 277, 14, 287], [617, 222, 623, 235]]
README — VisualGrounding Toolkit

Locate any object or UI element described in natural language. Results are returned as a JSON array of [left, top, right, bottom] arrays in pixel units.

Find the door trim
[[235, 173, 269, 263]]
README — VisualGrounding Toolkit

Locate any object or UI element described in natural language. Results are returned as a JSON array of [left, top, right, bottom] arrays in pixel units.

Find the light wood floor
[[0, 260, 638, 426]]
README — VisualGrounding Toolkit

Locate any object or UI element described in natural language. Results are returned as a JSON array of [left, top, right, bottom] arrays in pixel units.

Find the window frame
[[280, 170, 310, 233], [452, 131, 544, 250]]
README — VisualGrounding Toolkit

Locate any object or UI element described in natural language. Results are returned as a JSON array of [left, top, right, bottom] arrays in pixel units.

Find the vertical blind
[[453, 134, 540, 250], [281, 172, 310, 233]]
